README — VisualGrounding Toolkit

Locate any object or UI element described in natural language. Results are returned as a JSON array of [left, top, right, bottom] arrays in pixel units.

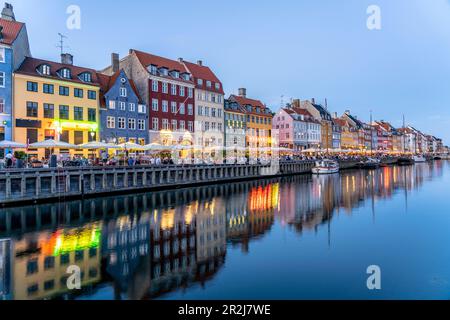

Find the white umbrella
[[0, 140, 27, 149], [29, 139, 78, 149], [118, 142, 146, 150], [79, 142, 120, 149], [144, 143, 174, 151]]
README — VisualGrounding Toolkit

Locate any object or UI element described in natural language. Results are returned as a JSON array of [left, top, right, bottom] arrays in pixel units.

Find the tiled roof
[[0, 18, 24, 45], [311, 103, 332, 121], [132, 49, 194, 84], [16, 57, 101, 86], [333, 118, 348, 127], [97, 70, 144, 107], [230, 95, 272, 116], [183, 60, 224, 94]]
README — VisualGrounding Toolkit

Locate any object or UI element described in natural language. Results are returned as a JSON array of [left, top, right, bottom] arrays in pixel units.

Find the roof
[[225, 99, 246, 114], [97, 70, 144, 107], [344, 113, 363, 128], [0, 18, 24, 45], [333, 118, 348, 127], [230, 95, 273, 116], [131, 49, 193, 84], [183, 60, 224, 94], [311, 103, 332, 121], [16, 57, 101, 86]]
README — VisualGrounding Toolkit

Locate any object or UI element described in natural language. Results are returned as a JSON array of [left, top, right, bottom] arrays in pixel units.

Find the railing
[[0, 161, 317, 205]]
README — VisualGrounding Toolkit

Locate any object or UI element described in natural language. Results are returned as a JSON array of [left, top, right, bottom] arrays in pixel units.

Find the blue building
[[0, 3, 31, 157], [99, 68, 148, 145]]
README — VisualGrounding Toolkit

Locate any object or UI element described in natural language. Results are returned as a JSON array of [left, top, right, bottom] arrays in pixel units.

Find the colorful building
[[229, 89, 273, 160], [334, 118, 358, 150], [0, 4, 31, 157], [182, 60, 224, 155], [103, 50, 195, 146], [224, 98, 247, 163], [300, 99, 333, 150], [13, 54, 101, 158], [98, 65, 148, 146]]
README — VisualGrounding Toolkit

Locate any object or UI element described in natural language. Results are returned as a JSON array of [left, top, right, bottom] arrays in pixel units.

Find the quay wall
[[0, 161, 318, 206]]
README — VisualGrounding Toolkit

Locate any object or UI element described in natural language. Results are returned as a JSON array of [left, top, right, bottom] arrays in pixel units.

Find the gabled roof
[[229, 95, 273, 116], [224, 99, 246, 114], [183, 60, 224, 94], [282, 107, 319, 123], [311, 103, 332, 121], [0, 18, 24, 45], [97, 70, 144, 107], [333, 118, 348, 127], [16, 57, 101, 86], [343, 112, 363, 128], [131, 49, 194, 85]]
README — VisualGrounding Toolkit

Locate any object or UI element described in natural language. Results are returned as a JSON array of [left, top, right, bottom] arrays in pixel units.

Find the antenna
[[280, 95, 284, 108], [57, 33, 68, 55]]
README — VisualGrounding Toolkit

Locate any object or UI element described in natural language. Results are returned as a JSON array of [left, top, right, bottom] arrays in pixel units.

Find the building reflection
[[0, 162, 443, 300]]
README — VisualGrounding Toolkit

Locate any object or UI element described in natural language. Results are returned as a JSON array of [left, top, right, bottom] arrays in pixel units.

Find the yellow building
[[335, 118, 359, 150], [13, 55, 100, 159], [229, 89, 273, 160]]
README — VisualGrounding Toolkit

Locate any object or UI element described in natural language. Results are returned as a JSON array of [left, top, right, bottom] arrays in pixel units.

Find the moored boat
[[413, 155, 427, 163], [398, 157, 414, 166], [358, 157, 381, 169], [312, 160, 340, 175]]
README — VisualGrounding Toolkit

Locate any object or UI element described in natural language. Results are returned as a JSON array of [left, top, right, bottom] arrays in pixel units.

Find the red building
[[104, 50, 196, 145]]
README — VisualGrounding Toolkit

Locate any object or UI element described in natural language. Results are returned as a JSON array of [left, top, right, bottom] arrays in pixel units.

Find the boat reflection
[[0, 162, 444, 300]]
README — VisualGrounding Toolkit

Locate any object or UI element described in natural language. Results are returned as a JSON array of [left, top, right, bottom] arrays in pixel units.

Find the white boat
[[413, 155, 427, 163], [312, 159, 340, 174]]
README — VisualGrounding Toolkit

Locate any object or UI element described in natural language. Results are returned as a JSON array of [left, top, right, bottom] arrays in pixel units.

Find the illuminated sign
[[53, 120, 98, 132]]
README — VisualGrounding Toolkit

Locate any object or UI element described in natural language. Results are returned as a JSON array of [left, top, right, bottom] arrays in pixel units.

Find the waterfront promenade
[[0, 161, 329, 206]]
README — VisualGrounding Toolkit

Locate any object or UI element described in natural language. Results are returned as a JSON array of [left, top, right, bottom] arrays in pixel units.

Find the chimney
[[111, 53, 120, 73], [197, 60, 203, 66], [311, 98, 316, 104], [292, 99, 301, 108], [325, 98, 328, 109], [178, 57, 183, 63], [345, 110, 350, 115], [61, 53, 74, 65], [333, 112, 338, 119], [238, 88, 247, 98], [1, 3, 15, 21]]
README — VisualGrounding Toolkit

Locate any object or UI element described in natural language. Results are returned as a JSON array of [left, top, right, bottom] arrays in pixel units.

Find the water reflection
[[0, 162, 445, 300]]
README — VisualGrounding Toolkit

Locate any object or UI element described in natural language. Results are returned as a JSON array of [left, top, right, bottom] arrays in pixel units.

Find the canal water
[[1, 161, 449, 300]]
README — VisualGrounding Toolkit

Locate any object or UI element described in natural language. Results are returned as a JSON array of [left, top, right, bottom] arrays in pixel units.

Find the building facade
[[300, 99, 333, 150], [103, 50, 195, 147], [224, 98, 247, 163], [229, 89, 273, 161], [13, 55, 100, 159], [98, 68, 148, 145], [0, 4, 31, 157]]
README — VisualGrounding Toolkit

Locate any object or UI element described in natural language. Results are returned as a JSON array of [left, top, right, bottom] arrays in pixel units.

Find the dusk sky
[[9, 0, 450, 142]]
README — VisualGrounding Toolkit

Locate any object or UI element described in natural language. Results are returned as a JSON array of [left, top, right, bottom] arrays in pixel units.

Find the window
[[0, 98, 4, 113], [162, 100, 168, 113], [107, 116, 115, 128], [80, 72, 91, 82], [152, 99, 158, 111], [152, 118, 159, 131], [152, 80, 158, 92], [27, 128, 38, 144], [128, 118, 136, 130], [74, 107, 83, 121], [60, 68, 71, 79], [43, 83, 54, 94], [197, 79, 203, 86], [162, 82, 168, 94], [171, 102, 177, 114], [60, 130, 69, 143], [59, 105, 69, 120], [0, 48, 5, 63], [88, 108, 96, 122], [129, 103, 135, 112], [188, 88, 193, 98], [206, 81, 211, 88], [44, 103, 54, 119], [74, 131, 84, 145], [215, 83, 220, 90], [74, 88, 83, 98], [120, 87, 127, 97], [173, 71, 179, 78], [179, 86, 185, 97], [44, 280, 55, 291], [162, 119, 169, 130], [27, 81, 38, 92], [40, 64, 51, 75], [171, 120, 177, 131], [138, 119, 145, 130], [138, 104, 146, 113], [171, 84, 177, 95], [59, 86, 69, 96], [188, 121, 194, 132], [109, 100, 116, 109], [26, 102, 38, 117], [88, 90, 97, 100], [0, 72, 4, 87], [179, 121, 185, 131], [179, 103, 185, 115], [150, 65, 157, 74], [118, 117, 126, 129], [119, 101, 126, 111]]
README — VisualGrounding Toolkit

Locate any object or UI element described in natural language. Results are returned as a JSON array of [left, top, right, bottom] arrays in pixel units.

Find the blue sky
[[9, 0, 450, 142]]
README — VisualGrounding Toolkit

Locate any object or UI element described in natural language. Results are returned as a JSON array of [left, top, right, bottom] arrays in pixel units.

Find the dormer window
[[159, 68, 168, 76], [59, 68, 71, 79], [182, 73, 190, 81], [197, 79, 203, 86], [150, 65, 158, 75], [215, 83, 220, 90], [79, 72, 92, 83], [172, 71, 180, 78], [206, 81, 212, 88], [38, 64, 51, 76]]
